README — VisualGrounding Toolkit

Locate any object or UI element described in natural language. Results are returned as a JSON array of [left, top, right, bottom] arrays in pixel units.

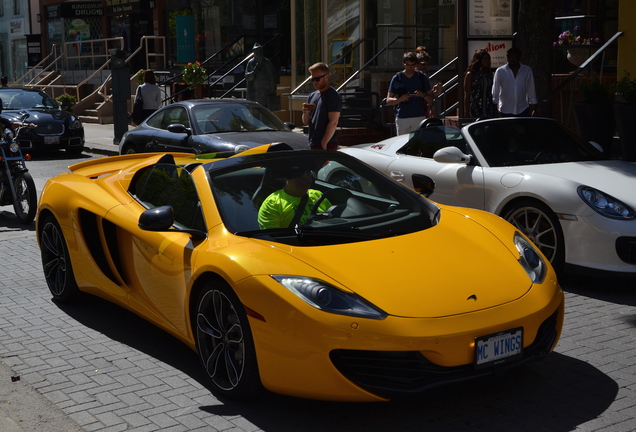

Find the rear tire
[[39, 214, 80, 301], [12, 172, 37, 224], [195, 281, 261, 400]]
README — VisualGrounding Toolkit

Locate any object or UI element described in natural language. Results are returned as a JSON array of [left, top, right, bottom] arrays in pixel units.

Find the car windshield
[[193, 103, 287, 134], [0, 90, 58, 110], [209, 151, 438, 246], [467, 119, 602, 167]]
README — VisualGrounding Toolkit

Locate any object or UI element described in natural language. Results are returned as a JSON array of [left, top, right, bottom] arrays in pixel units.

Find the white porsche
[[340, 117, 636, 276]]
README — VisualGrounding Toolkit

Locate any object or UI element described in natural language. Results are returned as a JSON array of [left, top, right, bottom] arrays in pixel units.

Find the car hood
[[265, 208, 532, 318], [509, 160, 636, 205], [202, 130, 308, 149], [2, 108, 70, 123]]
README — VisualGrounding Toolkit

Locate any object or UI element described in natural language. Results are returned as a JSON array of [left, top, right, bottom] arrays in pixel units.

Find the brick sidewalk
[[1, 228, 636, 430]]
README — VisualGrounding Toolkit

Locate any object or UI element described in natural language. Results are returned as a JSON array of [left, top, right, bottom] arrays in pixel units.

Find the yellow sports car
[[36, 143, 564, 402]]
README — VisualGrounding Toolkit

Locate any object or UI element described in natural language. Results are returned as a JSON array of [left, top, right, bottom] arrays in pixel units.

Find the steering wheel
[[308, 188, 353, 219], [533, 149, 557, 163]]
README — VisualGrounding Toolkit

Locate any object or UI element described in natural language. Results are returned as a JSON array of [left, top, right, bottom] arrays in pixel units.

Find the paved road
[[0, 130, 635, 431]]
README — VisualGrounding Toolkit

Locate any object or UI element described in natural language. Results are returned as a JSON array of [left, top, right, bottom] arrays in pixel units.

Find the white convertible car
[[340, 117, 636, 276]]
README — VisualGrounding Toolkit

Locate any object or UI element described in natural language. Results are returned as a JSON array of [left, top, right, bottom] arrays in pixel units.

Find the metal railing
[[16, 36, 166, 109], [286, 36, 411, 124]]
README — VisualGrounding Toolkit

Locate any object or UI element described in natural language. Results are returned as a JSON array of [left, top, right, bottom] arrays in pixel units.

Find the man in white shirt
[[492, 48, 538, 117]]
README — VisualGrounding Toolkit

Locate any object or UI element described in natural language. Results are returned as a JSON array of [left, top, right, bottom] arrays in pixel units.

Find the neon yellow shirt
[[258, 189, 332, 229]]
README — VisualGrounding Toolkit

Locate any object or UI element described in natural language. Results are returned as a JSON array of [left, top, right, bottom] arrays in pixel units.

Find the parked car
[[340, 117, 636, 276], [0, 88, 85, 155], [37, 143, 563, 402], [118, 99, 308, 155]]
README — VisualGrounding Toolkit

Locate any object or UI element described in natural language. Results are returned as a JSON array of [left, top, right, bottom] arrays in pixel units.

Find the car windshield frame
[[192, 102, 289, 134], [465, 118, 603, 167], [208, 150, 439, 246], [396, 125, 469, 158]]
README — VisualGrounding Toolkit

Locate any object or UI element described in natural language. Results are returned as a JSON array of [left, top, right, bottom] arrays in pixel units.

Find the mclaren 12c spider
[[37, 143, 564, 402]]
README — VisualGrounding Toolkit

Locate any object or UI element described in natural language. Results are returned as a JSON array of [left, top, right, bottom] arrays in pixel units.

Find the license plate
[[44, 136, 60, 145], [474, 327, 523, 369]]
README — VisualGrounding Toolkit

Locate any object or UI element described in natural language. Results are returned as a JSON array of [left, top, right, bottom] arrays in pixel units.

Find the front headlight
[[514, 232, 546, 283], [9, 142, 19, 153], [272, 275, 387, 319], [578, 186, 636, 219], [69, 116, 82, 129]]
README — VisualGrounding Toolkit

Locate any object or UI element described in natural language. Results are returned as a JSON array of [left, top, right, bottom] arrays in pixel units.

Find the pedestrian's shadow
[[54, 292, 618, 432]]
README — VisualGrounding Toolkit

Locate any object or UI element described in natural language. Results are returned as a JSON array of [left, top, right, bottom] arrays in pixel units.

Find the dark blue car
[[0, 88, 85, 155], [118, 99, 308, 155]]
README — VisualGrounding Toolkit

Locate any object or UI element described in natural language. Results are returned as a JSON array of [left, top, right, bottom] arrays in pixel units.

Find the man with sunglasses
[[302, 62, 342, 150], [386, 52, 441, 135]]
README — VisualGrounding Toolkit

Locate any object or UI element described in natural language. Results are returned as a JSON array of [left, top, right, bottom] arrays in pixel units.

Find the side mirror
[[138, 205, 206, 240], [433, 146, 471, 164], [139, 205, 174, 231], [284, 122, 297, 130], [167, 123, 192, 136], [412, 174, 435, 197]]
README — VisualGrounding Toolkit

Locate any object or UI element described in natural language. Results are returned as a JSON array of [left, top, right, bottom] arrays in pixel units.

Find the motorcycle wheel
[[13, 171, 37, 224]]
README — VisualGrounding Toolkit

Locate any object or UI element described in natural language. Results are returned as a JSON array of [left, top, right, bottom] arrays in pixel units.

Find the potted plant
[[613, 71, 636, 161], [181, 61, 207, 98], [56, 93, 77, 112], [554, 26, 601, 66], [572, 76, 614, 157]]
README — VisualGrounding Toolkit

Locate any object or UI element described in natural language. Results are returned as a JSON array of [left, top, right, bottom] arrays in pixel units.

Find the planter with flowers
[[182, 61, 207, 99], [613, 71, 636, 161], [554, 26, 601, 66]]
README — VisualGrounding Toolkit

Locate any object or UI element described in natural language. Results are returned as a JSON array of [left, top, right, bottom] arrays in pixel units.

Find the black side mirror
[[167, 123, 192, 135]]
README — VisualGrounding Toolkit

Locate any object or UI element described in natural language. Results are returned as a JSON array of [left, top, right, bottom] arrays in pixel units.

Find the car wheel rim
[[196, 289, 245, 391], [40, 221, 68, 296], [506, 206, 557, 262]]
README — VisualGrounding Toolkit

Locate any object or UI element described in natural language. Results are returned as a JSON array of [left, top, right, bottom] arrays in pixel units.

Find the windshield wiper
[[233, 228, 294, 237], [294, 224, 377, 240]]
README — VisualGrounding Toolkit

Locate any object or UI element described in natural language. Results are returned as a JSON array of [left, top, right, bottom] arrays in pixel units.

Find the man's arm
[[526, 68, 539, 116], [320, 111, 340, 149], [491, 68, 501, 107]]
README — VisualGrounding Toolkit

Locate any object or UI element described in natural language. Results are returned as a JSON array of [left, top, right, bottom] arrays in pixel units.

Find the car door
[[117, 161, 207, 339], [146, 105, 195, 152], [385, 127, 487, 210]]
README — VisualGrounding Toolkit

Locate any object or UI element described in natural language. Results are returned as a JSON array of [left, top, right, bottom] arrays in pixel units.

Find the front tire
[[121, 143, 138, 155], [503, 200, 565, 274], [13, 172, 37, 224], [39, 214, 79, 301], [195, 281, 261, 400]]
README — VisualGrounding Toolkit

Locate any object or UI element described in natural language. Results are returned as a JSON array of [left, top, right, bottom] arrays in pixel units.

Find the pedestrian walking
[[386, 52, 442, 135], [492, 47, 538, 117], [464, 49, 497, 120]]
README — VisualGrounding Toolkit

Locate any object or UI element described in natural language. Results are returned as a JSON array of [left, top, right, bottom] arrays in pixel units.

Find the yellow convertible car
[[36, 143, 564, 402]]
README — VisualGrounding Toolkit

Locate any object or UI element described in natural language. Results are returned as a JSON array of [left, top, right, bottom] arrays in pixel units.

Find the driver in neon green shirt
[[258, 166, 332, 229]]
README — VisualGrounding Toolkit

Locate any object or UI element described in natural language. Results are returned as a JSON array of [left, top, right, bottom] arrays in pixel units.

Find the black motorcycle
[[0, 121, 36, 224]]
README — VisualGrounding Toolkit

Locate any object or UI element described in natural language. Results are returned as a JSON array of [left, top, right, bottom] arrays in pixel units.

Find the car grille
[[329, 310, 559, 399], [35, 124, 64, 135], [616, 237, 636, 264]]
